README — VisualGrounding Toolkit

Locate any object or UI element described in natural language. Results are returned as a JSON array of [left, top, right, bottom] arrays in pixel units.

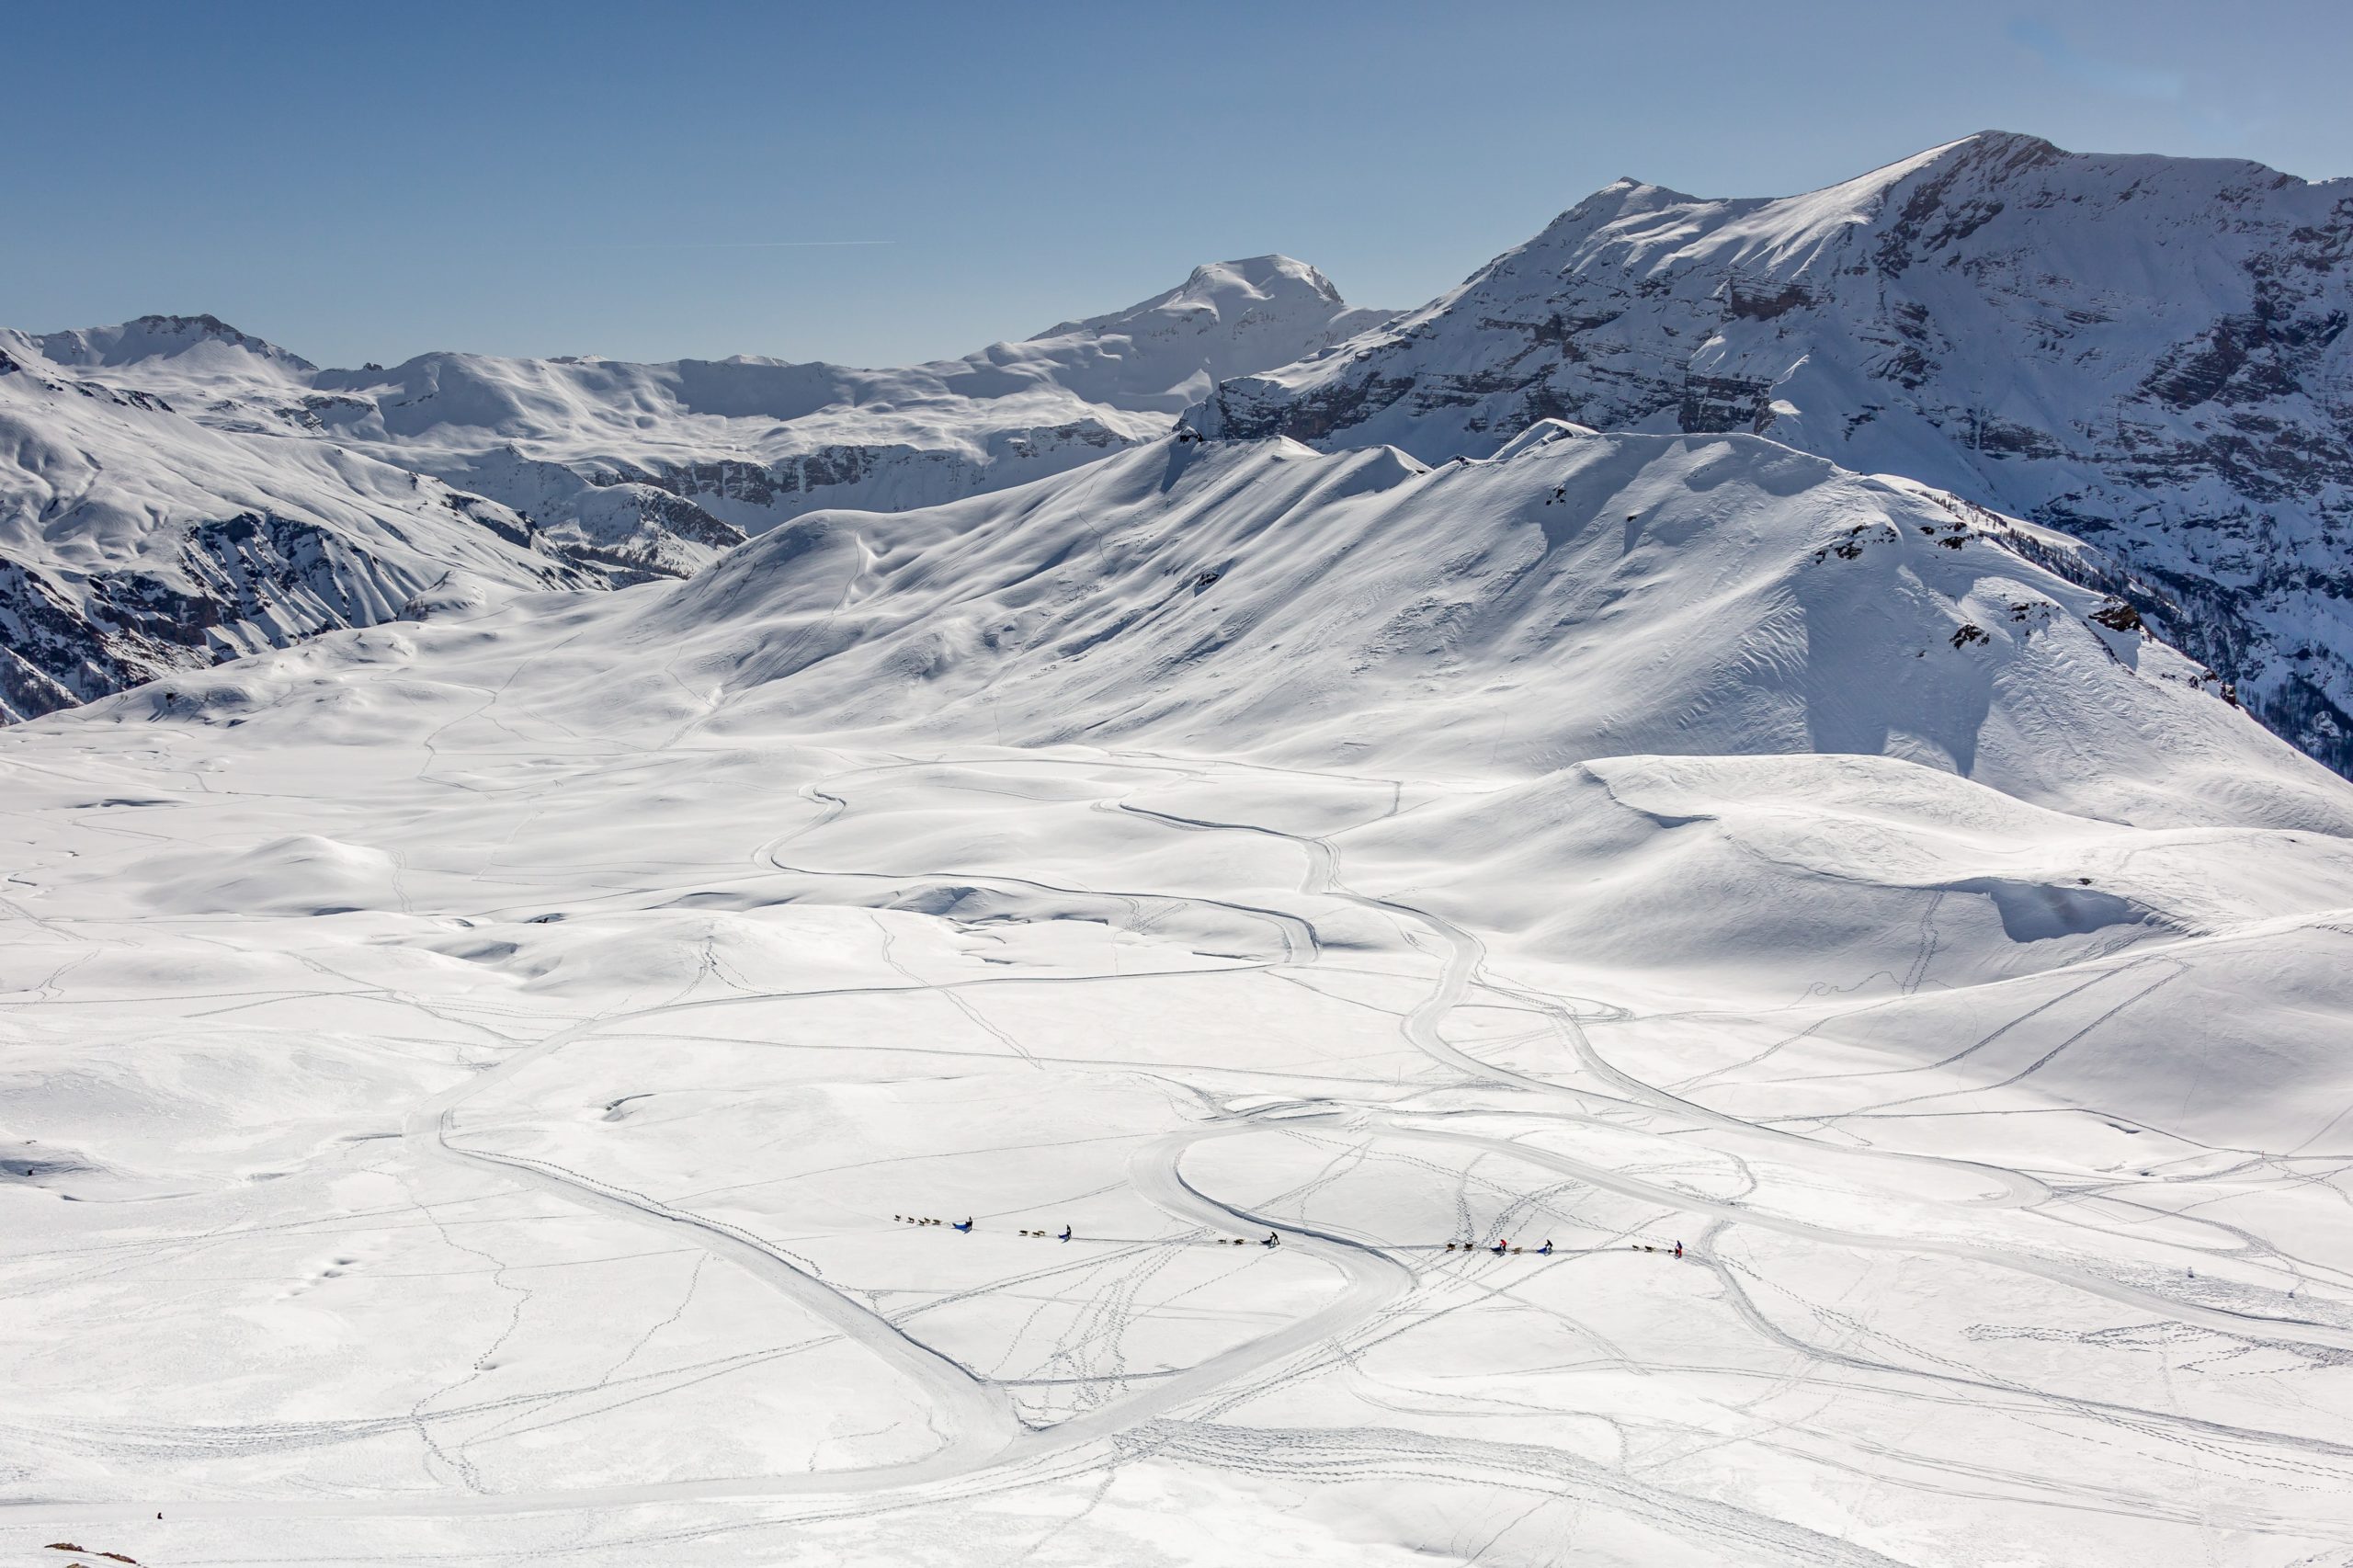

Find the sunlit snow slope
[[5, 430, 2352, 1566]]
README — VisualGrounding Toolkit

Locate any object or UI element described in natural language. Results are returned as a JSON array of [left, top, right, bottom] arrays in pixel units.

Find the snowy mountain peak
[[1035, 254, 1361, 339], [1923, 127, 2064, 168], [996, 256, 1390, 407], [1176, 255, 1346, 310], [1565, 175, 1701, 218], [33, 312, 316, 375]]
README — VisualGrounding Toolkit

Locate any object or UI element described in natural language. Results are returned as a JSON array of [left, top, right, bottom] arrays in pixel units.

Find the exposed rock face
[[1188, 133, 2353, 775]]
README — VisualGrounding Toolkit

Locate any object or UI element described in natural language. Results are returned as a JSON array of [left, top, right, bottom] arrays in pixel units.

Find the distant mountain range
[[0, 257, 1387, 721], [8, 132, 2353, 785]]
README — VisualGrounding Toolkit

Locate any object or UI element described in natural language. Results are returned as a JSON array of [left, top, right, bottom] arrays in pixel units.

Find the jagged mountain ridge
[[1, 258, 1392, 722], [332, 256, 1386, 534], [1188, 132, 2353, 775]]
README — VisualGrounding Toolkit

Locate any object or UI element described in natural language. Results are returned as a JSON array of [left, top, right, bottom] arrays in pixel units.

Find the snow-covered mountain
[[2, 259, 1389, 722], [1188, 133, 2353, 775], [8, 429, 2351, 1562]]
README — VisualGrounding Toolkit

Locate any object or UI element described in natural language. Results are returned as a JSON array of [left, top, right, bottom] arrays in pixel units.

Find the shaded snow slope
[[5, 424, 2351, 1564], [1188, 132, 2353, 775]]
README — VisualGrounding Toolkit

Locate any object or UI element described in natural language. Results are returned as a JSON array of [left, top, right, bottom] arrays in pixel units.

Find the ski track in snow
[[6, 743, 2353, 1563]]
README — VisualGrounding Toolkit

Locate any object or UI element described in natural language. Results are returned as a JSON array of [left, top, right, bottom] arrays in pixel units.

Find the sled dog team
[[894, 1215, 1278, 1246], [894, 1215, 1683, 1259], [1447, 1238, 1684, 1259]]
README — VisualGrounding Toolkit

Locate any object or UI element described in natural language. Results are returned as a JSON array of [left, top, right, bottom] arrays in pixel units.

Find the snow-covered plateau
[[5, 426, 2352, 1565]]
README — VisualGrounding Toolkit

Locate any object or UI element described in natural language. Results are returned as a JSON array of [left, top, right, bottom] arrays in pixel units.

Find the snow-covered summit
[[1189, 131, 2353, 774], [1068, 254, 1348, 324], [29, 312, 319, 376], [1007, 254, 1384, 410]]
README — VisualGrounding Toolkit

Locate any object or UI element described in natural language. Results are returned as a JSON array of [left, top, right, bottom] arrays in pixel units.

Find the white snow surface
[[6, 429, 2353, 1565]]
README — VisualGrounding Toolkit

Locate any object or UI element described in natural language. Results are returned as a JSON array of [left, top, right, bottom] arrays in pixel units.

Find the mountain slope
[[1188, 133, 2353, 775], [114, 426, 2347, 833]]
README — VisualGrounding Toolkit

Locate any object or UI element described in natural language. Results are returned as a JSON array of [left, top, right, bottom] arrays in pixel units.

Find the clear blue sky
[[10, 1, 2349, 369]]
